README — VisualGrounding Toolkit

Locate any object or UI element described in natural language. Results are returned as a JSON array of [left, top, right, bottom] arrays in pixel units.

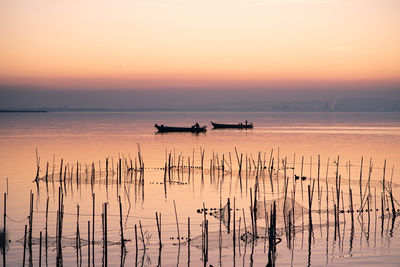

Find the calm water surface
[[0, 111, 400, 266]]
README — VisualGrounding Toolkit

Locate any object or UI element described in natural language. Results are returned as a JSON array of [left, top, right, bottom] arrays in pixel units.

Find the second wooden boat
[[211, 121, 253, 129], [155, 123, 207, 133]]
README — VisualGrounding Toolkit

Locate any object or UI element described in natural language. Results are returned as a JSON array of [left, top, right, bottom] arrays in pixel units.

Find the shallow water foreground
[[2, 151, 400, 267], [0, 111, 400, 266]]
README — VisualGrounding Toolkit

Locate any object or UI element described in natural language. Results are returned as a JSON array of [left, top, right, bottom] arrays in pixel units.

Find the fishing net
[[209, 202, 230, 226], [15, 235, 120, 248]]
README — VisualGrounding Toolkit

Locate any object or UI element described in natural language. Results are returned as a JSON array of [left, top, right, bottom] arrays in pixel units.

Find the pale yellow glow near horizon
[[0, 0, 399, 89]]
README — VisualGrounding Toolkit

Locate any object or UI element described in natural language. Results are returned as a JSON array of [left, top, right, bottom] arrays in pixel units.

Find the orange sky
[[1, 0, 399, 89]]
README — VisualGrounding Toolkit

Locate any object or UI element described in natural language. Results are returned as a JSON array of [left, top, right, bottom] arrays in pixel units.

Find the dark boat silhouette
[[155, 123, 207, 133], [211, 120, 253, 129]]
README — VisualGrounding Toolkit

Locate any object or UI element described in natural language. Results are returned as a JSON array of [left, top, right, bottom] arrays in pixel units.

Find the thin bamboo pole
[[88, 221, 90, 267], [23, 225, 27, 266], [39, 231, 42, 267], [119, 196, 125, 248], [173, 200, 180, 245]]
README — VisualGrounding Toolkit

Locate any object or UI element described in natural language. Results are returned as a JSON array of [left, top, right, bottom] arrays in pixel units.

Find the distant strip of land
[[0, 109, 48, 113]]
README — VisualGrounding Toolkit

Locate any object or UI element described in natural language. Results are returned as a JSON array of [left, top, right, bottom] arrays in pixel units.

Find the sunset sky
[[1, 0, 399, 90]]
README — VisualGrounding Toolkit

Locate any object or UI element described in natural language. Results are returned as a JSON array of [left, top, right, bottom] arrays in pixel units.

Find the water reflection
[[1, 112, 400, 266], [10, 151, 398, 266]]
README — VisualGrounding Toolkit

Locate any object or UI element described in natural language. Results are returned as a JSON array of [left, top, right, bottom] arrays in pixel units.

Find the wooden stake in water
[[88, 221, 90, 267], [3, 193, 6, 266], [188, 217, 191, 266], [173, 200, 180, 245], [242, 208, 247, 243], [227, 198, 231, 233], [219, 197, 222, 260], [45, 161, 49, 186], [250, 190, 254, 239], [23, 224, 27, 266], [156, 212, 162, 248], [238, 216, 241, 254], [29, 191, 33, 256], [76, 204, 80, 266], [233, 197, 236, 253], [59, 158, 63, 184], [135, 224, 138, 257], [205, 219, 209, 262], [106, 157, 109, 186], [118, 196, 125, 248], [308, 180, 315, 230], [119, 158, 122, 184], [336, 158, 341, 219], [254, 183, 258, 238], [300, 156, 304, 200], [104, 202, 108, 266], [350, 188, 354, 226], [382, 159, 386, 211], [39, 231, 42, 267], [76, 161, 79, 187], [35, 148, 40, 181], [92, 193, 95, 263], [200, 148, 205, 171], [316, 155, 321, 213], [325, 158, 330, 224]]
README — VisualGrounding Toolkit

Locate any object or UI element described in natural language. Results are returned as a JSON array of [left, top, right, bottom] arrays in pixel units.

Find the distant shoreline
[[0, 109, 48, 113], [1, 108, 400, 113]]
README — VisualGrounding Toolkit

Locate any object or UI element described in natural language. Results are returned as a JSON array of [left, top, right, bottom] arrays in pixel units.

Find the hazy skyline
[[1, 88, 399, 112], [1, 0, 400, 90]]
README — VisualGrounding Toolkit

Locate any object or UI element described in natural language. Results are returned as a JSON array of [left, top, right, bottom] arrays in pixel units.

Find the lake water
[[0, 111, 400, 266]]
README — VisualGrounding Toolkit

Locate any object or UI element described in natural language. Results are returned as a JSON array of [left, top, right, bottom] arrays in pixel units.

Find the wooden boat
[[155, 123, 207, 133], [211, 121, 253, 129]]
